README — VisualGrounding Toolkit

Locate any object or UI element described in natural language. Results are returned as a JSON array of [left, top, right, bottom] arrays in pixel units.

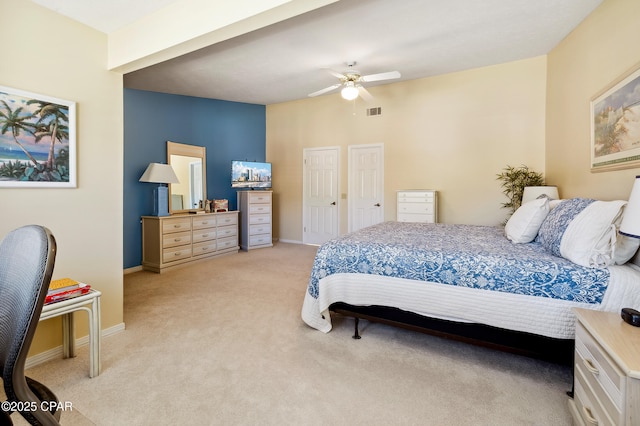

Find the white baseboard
[[278, 239, 303, 244], [25, 322, 126, 370], [124, 265, 143, 274]]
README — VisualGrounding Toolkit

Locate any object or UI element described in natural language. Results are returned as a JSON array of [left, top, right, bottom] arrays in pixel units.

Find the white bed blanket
[[301, 264, 640, 339]]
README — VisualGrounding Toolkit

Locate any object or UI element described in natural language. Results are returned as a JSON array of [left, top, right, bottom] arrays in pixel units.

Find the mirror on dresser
[[167, 141, 207, 213]]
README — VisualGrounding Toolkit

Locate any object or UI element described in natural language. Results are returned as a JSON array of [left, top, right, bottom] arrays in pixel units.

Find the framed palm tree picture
[[0, 86, 76, 187]]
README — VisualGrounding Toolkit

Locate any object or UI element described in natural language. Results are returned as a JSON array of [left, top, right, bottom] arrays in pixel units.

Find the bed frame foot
[[352, 317, 361, 339]]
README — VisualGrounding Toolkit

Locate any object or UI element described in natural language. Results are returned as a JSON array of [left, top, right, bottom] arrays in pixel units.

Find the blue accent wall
[[124, 89, 266, 269]]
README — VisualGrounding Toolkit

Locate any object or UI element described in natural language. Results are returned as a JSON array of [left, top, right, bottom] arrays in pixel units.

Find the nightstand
[[568, 308, 640, 425]]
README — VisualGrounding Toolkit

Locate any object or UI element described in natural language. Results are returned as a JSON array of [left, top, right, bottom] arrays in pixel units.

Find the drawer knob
[[582, 406, 598, 425], [174, 252, 181, 256], [582, 358, 599, 376], [174, 238, 181, 242], [202, 234, 209, 238], [174, 224, 182, 228]]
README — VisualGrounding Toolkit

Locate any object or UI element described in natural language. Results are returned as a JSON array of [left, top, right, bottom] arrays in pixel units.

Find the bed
[[301, 197, 640, 363]]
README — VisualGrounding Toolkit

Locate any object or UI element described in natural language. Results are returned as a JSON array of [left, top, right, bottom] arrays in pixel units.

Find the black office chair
[[0, 225, 60, 425]]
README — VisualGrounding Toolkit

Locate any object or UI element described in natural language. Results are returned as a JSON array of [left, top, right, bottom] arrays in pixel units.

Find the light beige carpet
[[11, 242, 572, 425]]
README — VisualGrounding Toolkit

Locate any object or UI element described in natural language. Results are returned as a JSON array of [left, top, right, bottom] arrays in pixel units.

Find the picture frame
[[0, 85, 76, 187], [590, 64, 640, 172]]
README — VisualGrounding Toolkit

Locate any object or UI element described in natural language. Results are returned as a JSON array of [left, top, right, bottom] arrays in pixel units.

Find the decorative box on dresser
[[568, 308, 640, 426], [397, 190, 438, 223], [237, 190, 273, 250], [141, 211, 239, 273]]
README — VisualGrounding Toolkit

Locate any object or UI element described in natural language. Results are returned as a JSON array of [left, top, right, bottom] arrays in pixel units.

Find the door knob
[[330, 201, 336, 205], [374, 203, 381, 207]]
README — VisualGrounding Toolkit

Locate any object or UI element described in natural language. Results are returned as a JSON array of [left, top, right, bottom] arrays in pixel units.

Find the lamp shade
[[341, 82, 359, 100], [521, 186, 559, 204], [139, 163, 179, 184], [620, 176, 640, 239]]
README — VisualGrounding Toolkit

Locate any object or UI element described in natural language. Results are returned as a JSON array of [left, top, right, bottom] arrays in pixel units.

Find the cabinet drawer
[[162, 231, 191, 248], [249, 192, 271, 204], [192, 228, 216, 243], [192, 240, 216, 256], [216, 214, 238, 226], [217, 225, 237, 239], [249, 234, 272, 246], [398, 203, 434, 214], [249, 204, 271, 215], [398, 192, 434, 202], [249, 224, 270, 236], [162, 217, 191, 234], [249, 214, 271, 225], [574, 367, 616, 426], [162, 245, 192, 263], [575, 323, 624, 410], [192, 217, 216, 229], [217, 236, 238, 251], [397, 214, 435, 224]]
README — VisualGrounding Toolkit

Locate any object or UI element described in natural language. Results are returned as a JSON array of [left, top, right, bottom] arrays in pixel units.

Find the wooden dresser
[[237, 190, 273, 250], [141, 211, 239, 273], [396, 190, 437, 223], [568, 308, 640, 425]]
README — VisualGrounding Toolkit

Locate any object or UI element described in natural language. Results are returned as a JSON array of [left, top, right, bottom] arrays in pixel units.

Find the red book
[[45, 285, 91, 304]]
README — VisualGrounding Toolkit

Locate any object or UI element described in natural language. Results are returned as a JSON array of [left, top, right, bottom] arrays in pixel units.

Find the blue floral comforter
[[307, 222, 610, 304]]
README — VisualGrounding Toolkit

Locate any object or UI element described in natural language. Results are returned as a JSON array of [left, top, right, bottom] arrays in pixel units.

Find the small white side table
[[39, 289, 101, 378]]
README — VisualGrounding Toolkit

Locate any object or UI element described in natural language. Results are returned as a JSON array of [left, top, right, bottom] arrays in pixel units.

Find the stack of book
[[46, 278, 91, 304]]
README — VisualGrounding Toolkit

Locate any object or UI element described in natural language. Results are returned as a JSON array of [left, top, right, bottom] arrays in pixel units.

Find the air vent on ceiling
[[367, 107, 382, 116]]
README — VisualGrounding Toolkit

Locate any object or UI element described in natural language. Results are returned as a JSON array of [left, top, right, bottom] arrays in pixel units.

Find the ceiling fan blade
[[308, 83, 341, 97], [361, 71, 401, 82], [357, 85, 374, 102], [325, 69, 347, 80]]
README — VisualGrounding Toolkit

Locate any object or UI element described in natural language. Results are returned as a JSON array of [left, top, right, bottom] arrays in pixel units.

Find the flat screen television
[[231, 160, 272, 189]]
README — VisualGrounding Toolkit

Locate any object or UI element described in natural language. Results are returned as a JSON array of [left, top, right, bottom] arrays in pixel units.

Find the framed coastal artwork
[[591, 64, 640, 172], [0, 86, 76, 187]]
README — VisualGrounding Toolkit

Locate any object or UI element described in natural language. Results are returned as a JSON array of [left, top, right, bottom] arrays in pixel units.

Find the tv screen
[[231, 160, 272, 189]]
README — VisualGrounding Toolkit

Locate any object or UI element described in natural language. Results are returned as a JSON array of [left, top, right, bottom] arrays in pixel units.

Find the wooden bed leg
[[353, 317, 361, 339]]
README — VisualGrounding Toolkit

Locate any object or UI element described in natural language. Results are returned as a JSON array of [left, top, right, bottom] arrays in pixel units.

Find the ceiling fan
[[308, 62, 401, 101]]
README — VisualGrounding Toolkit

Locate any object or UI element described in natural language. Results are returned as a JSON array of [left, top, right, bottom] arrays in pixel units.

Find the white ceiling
[[33, 0, 603, 105]]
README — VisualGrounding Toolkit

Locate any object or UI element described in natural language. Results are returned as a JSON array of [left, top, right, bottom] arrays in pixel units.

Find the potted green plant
[[496, 165, 544, 217]]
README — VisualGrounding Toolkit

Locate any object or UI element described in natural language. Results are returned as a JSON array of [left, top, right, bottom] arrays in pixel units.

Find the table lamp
[[521, 186, 559, 204], [139, 163, 179, 216], [620, 176, 640, 239]]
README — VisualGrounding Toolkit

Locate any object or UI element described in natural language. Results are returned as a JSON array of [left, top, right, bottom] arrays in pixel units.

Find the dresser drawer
[[192, 228, 216, 243], [162, 217, 191, 234], [398, 203, 434, 214], [574, 367, 616, 426], [397, 213, 435, 223], [575, 323, 624, 411], [249, 234, 272, 246], [249, 203, 271, 215], [192, 217, 216, 230], [216, 225, 237, 239], [249, 192, 271, 204], [162, 231, 191, 248], [249, 224, 270, 236], [249, 214, 271, 225], [162, 245, 192, 263], [192, 240, 216, 256], [217, 236, 238, 251], [216, 214, 238, 226], [398, 192, 434, 202]]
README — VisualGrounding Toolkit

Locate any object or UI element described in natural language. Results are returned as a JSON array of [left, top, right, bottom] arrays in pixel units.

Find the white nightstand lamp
[[521, 186, 559, 204], [620, 175, 640, 239], [139, 163, 179, 216]]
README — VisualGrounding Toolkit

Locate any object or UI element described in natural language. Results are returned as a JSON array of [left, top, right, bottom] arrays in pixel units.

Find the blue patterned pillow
[[536, 198, 595, 256]]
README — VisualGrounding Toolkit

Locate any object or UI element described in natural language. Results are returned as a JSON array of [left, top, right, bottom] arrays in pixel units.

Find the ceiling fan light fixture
[[341, 83, 359, 100]]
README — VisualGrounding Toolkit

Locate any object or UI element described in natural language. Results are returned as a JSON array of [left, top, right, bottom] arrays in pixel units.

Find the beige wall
[[546, 0, 640, 199], [1, 1, 124, 354], [267, 56, 548, 241]]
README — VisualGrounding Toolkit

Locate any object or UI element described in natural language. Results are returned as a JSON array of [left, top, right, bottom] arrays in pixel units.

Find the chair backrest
[[0, 225, 56, 410]]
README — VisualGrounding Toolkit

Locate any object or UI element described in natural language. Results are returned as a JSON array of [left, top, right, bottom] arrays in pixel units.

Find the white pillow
[[505, 197, 550, 243], [559, 200, 627, 267]]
